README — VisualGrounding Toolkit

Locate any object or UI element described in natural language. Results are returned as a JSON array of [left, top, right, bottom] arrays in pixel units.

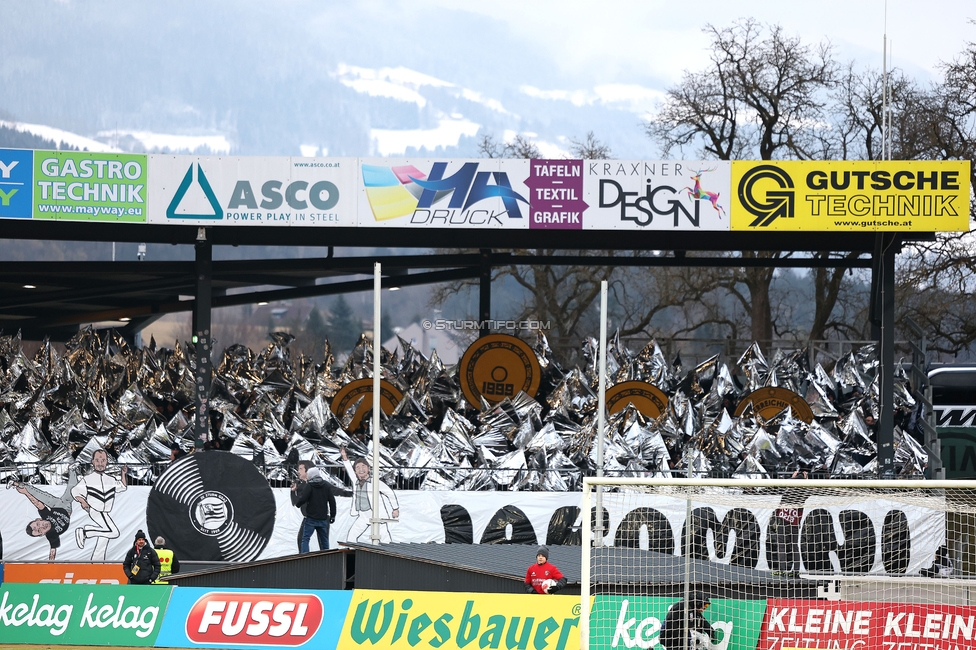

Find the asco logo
[[186, 592, 324, 646]]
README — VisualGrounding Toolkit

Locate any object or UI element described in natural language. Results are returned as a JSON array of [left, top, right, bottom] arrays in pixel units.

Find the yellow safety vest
[[153, 548, 175, 584]]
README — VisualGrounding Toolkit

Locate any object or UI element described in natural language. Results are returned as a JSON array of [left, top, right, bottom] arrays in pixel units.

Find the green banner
[[0, 583, 171, 646], [589, 596, 766, 650], [33, 150, 148, 221]]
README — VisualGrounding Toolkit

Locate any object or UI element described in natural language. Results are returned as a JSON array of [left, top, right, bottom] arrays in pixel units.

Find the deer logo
[[683, 168, 726, 219]]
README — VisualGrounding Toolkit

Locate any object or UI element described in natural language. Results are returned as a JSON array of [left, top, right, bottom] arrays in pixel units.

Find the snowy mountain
[[0, 1, 666, 159]]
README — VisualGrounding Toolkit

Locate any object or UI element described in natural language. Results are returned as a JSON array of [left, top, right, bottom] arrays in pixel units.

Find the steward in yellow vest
[[152, 536, 180, 584]]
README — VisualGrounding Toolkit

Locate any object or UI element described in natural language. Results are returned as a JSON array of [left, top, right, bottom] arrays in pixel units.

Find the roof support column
[[193, 229, 213, 450], [871, 233, 898, 478], [479, 248, 491, 338]]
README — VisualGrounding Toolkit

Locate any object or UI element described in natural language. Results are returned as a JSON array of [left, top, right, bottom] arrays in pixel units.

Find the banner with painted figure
[[147, 154, 357, 226], [0, 471, 944, 579]]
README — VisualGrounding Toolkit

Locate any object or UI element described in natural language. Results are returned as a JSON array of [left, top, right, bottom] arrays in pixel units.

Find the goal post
[[580, 477, 976, 650]]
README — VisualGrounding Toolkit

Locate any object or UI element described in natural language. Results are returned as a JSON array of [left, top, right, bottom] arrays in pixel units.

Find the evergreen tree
[[326, 295, 361, 353], [306, 307, 329, 341], [381, 310, 394, 343]]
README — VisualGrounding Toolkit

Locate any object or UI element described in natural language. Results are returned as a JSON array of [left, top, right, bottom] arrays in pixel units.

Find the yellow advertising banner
[[730, 160, 971, 232], [338, 589, 583, 650]]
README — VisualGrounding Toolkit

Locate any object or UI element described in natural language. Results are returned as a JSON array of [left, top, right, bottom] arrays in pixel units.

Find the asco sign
[[156, 587, 352, 649], [148, 155, 358, 227]]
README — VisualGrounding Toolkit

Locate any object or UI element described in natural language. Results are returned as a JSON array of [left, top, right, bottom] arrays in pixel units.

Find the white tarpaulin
[[0, 485, 942, 576]]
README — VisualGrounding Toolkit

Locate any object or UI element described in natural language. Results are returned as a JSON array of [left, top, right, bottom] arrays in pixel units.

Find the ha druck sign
[[0, 583, 170, 646], [148, 155, 358, 226], [758, 599, 976, 650]]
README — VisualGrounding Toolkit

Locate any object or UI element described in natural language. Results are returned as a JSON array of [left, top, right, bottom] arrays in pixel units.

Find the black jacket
[[123, 544, 161, 584], [290, 479, 308, 516], [295, 472, 337, 521], [660, 601, 713, 650]]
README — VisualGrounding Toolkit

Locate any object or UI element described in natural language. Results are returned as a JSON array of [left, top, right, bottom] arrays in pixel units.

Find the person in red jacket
[[525, 545, 567, 594]]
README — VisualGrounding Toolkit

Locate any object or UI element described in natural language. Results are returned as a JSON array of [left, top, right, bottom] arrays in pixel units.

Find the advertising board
[[0, 582, 171, 646], [758, 599, 976, 650], [3, 562, 127, 584], [338, 589, 581, 649], [358, 158, 532, 229], [588, 596, 766, 650], [155, 586, 351, 649], [0, 148, 149, 222], [1, 148, 971, 232], [148, 155, 358, 226], [582, 160, 731, 231], [730, 160, 971, 232]]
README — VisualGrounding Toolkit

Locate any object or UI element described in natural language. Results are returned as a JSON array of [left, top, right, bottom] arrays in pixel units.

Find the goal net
[[580, 477, 976, 650]]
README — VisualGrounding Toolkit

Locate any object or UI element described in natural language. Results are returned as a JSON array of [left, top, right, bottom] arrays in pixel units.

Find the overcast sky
[[429, 0, 973, 84]]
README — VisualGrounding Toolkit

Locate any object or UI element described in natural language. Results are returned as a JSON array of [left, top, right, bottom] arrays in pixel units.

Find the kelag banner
[[339, 589, 581, 650], [155, 586, 351, 649], [758, 599, 976, 650], [0, 583, 171, 646], [1, 148, 969, 232], [588, 596, 766, 650]]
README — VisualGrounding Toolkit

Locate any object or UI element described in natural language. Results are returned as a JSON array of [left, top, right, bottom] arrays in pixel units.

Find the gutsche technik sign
[[0, 148, 969, 231]]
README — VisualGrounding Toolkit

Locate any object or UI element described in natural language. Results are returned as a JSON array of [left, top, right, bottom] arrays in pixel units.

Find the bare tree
[[477, 133, 542, 159], [647, 19, 840, 347], [569, 131, 613, 159]]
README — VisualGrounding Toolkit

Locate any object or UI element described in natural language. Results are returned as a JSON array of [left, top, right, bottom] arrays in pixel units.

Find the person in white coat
[[340, 447, 399, 543], [71, 449, 127, 561]]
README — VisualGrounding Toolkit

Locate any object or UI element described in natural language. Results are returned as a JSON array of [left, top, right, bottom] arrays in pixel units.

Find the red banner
[[759, 599, 976, 650]]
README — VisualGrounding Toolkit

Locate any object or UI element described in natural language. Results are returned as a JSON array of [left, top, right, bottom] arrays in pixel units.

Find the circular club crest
[[734, 386, 815, 424], [189, 490, 234, 537], [331, 379, 404, 432], [605, 381, 669, 418], [147, 451, 275, 561], [459, 334, 541, 406]]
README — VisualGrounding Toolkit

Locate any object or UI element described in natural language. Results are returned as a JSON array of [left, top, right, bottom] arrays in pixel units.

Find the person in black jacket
[[290, 460, 312, 552], [122, 530, 160, 585], [295, 466, 337, 552], [660, 591, 714, 650]]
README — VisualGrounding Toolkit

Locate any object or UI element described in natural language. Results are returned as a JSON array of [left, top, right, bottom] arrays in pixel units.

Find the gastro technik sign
[[0, 148, 969, 231]]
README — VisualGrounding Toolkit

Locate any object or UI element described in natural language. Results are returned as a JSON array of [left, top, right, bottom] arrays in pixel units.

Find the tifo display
[[0, 327, 924, 491]]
